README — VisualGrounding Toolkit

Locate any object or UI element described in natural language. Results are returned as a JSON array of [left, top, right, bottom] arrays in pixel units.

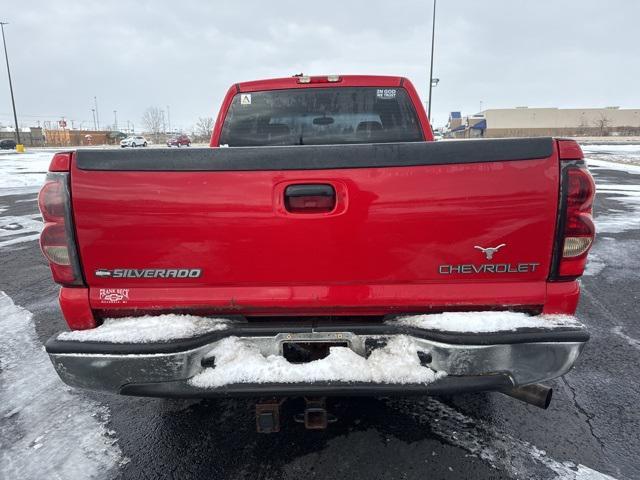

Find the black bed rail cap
[[75, 137, 554, 172]]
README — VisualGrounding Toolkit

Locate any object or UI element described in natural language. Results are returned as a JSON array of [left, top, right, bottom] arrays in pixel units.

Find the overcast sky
[[1, 0, 638, 131]]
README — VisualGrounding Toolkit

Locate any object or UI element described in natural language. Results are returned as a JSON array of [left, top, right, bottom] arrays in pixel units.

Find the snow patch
[[391, 311, 582, 333], [391, 397, 617, 480], [58, 314, 230, 343], [0, 214, 43, 248], [190, 335, 444, 388], [594, 189, 640, 233], [0, 291, 125, 478], [583, 144, 640, 173], [0, 150, 53, 192], [584, 252, 605, 276], [611, 326, 640, 350]]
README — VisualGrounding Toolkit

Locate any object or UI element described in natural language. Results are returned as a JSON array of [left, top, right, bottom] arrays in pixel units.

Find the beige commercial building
[[447, 107, 640, 138]]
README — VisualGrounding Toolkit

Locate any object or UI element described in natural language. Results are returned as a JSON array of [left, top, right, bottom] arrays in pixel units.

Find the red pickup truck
[[40, 75, 594, 428]]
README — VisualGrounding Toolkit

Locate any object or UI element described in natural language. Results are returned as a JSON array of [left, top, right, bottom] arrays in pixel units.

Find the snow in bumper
[[44, 313, 589, 397]]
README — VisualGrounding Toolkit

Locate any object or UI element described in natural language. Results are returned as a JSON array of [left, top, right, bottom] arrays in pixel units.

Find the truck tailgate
[[70, 138, 559, 315]]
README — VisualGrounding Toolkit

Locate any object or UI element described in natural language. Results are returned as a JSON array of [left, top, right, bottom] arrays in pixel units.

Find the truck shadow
[[107, 393, 504, 480]]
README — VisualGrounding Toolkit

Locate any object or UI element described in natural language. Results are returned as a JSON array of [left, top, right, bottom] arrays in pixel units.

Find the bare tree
[[594, 113, 611, 137], [576, 116, 590, 137], [194, 117, 215, 143], [141, 107, 165, 142]]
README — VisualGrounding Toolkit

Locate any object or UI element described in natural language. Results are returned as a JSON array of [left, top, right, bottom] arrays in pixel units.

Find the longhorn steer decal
[[474, 244, 506, 260]]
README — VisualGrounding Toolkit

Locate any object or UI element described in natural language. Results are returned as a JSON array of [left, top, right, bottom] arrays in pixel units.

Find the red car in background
[[167, 134, 191, 147]]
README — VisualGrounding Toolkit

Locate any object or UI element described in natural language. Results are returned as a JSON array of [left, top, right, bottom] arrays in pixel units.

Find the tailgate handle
[[284, 184, 336, 213]]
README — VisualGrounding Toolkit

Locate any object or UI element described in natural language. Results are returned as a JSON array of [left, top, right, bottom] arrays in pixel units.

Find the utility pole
[[94, 96, 100, 130], [427, 0, 437, 120], [0, 22, 21, 145], [113, 110, 118, 131]]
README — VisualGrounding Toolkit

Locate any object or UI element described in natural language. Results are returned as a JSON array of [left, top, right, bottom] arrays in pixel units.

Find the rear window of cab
[[220, 87, 423, 147]]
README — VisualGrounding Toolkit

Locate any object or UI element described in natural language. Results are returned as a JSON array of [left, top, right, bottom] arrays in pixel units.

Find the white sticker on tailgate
[[99, 288, 129, 304]]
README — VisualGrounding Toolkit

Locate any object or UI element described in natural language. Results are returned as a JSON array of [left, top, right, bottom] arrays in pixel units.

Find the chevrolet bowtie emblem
[[474, 244, 506, 260]]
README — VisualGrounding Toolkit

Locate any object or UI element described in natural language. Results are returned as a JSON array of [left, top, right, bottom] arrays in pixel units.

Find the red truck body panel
[[69, 149, 561, 318], [39, 76, 594, 329]]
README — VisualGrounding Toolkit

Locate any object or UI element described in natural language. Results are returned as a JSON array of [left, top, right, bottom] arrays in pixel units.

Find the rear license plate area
[[282, 341, 348, 363]]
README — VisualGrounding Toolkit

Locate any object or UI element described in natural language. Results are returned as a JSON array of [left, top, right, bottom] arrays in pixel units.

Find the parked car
[[167, 134, 191, 147], [120, 136, 148, 148], [39, 75, 594, 431], [0, 139, 17, 149]]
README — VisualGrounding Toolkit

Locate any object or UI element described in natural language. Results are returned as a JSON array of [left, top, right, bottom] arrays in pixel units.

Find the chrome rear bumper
[[45, 320, 588, 398]]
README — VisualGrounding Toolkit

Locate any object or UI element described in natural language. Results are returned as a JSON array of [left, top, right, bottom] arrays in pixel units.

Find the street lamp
[[94, 96, 100, 130], [0, 22, 21, 145], [431, 78, 440, 87], [427, 0, 437, 120]]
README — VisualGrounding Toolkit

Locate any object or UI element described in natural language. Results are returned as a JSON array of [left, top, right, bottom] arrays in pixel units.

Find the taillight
[[551, 140, 596, 280], [38, 164, 84, 286]]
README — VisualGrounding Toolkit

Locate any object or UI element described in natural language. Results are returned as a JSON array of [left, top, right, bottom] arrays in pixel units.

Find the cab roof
[[236, 75, 407, 93]]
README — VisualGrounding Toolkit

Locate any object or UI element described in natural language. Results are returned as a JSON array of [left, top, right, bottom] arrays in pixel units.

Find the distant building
[[447, 111, 462, 131], [446, 107, 640, 138], [0, 127, 45, 147]]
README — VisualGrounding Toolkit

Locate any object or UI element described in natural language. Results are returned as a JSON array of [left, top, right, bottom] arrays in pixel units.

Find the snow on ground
[[190, 335, 445, 388], [0, 291, 125, 479], [0, 149, 56, 196], [390, 397, 617, 480], [591, 182, 640, 233], [611, 326, 640, 351], [583, 144, 640, 172], [0, 214, 43, 249], [583, 144, 640, 234], [588, 158, 640, 174], [392, 311, 582, 332], [57, 314, 230, 343], [583, 251, 605, 276]]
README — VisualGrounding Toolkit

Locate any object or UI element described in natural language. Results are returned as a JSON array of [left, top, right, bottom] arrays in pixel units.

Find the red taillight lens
[[557, 166, 596, 278], [566, 166, 595, 212], [41, 223, 71, 265], [38, 181, 67, 221], [38, 172, 84, 286]]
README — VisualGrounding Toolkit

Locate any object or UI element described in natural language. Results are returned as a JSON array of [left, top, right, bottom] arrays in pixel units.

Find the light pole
[[91, 108, 97, 130], [427, 0, 437, 120], [167, 105, 171, 134], [94, 96, 100, 130], [113, 110, 118, 131], [0, 22, 20, 145]]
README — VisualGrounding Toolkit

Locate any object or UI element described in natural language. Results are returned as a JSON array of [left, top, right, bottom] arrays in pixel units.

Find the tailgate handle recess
[[284, 184, 336, 213]]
